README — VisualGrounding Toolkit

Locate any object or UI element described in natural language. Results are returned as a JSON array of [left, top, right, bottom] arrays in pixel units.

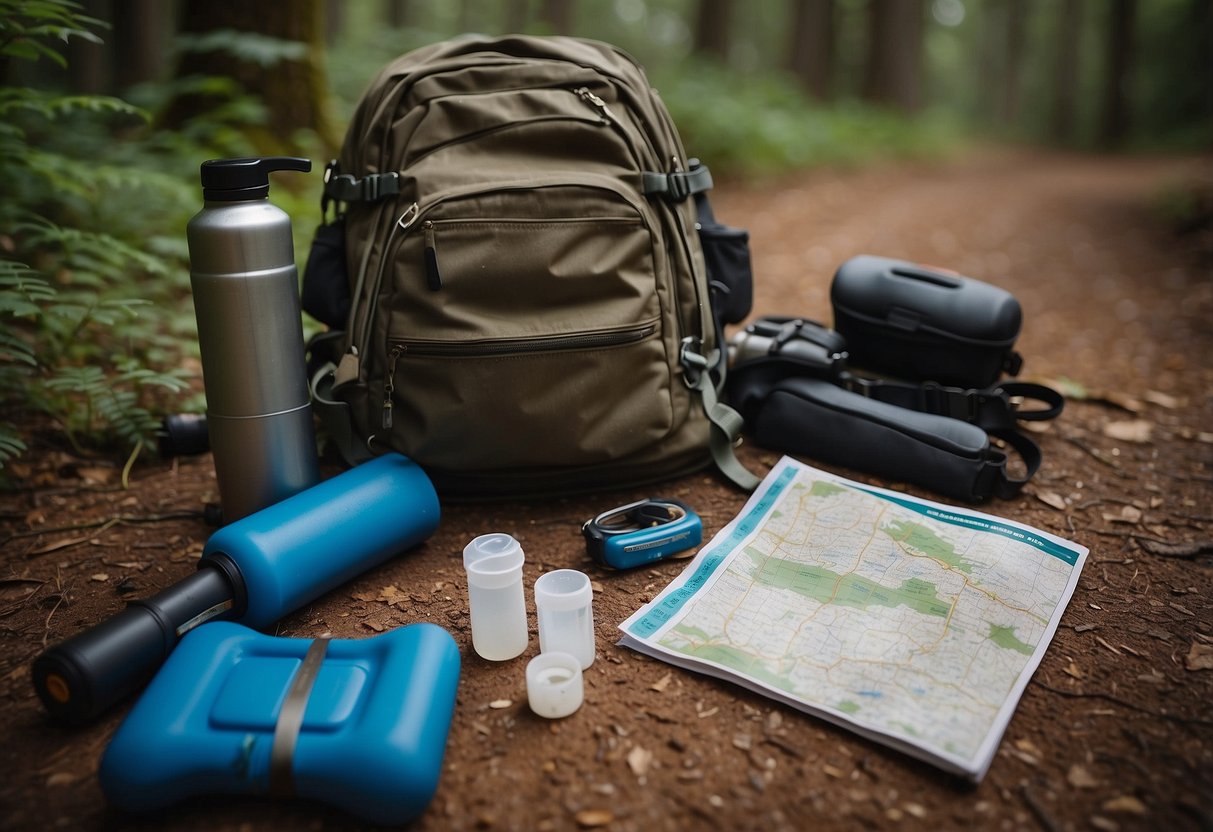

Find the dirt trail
[[1, 149, 1211, 831]]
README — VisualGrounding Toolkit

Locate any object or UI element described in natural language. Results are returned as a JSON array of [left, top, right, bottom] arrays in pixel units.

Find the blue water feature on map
[[857, 690, 883, 698], [627, 464, 798, 639]]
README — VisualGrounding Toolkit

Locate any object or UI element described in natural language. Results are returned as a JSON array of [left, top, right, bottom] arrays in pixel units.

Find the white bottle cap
[[463, 533, 524, 588], [526, 652, 584, 718]]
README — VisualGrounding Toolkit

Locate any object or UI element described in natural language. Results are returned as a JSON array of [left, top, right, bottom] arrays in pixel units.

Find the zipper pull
[[382, 344, 404, 430], [423, 220, 442, 291], [575, 86, 619, 126]]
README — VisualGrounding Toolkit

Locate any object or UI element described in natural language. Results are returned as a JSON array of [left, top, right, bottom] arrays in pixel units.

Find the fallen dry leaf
[[1063, 662, 1084, 679], [650, 672, 672, 692], [90, 573, 109, 582], [1102, 795, 1147, 815], [361, 620, 386, 633], [1103, 419, 1153, 443], [46, 772, 77, 787], [1067, 763, 1098, 789], [488, 699, 512, 709], [1102, 506, 1142, 524], [1090, 816, 1120, 832], [1036, 491, 1067, 511], [574, 809, 614, 828], [377, 584, 409, 608], [1014, 738, 1043, 756], [626, 745, 653, 776], [1184, 642, 1213, 671], [1143, 390, 1182, 409]]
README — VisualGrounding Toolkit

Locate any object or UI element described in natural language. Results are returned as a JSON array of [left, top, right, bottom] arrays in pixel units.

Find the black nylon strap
[[839, 375, 1063, 432], [641, 164, 714, 201], [269, 638, 329, 796], [989, 428, 1043, 499]]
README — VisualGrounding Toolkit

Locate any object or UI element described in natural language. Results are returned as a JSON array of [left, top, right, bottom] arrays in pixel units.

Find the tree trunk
[[861, 0, 925, 113], [1099, 0, 1136, 147], [538, 0, 574, 35], [386, 0, 412, 29], [998, 0, 1026, 125], [163, 0, 338, 156], [504, 0, 530, 33], [1050, 0, 1082, 143], [693, 0, 733, 61], [68, 0, 110, 94], [786, 0, 835, 100]]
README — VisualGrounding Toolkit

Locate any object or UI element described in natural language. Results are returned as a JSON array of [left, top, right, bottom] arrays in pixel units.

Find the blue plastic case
[[99, 621, 460, 826]]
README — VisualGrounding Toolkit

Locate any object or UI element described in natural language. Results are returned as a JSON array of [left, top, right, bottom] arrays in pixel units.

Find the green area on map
[[666, 633, 796, 693], [987, 623, 1035, 655], [746, 548, 951, 618], [882, 520, 974, 574]]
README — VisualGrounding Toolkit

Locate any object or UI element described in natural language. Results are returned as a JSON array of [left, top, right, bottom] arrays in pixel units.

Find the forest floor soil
[[2, 147, 1211, 831]]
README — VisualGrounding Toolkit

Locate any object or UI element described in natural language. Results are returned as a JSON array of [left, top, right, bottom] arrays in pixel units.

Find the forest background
[[0, 0, 1210, 476]]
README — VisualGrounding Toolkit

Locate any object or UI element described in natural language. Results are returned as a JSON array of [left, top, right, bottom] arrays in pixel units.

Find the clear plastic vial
[[462, 533, 528, 661], [533, 569, 595, 669]]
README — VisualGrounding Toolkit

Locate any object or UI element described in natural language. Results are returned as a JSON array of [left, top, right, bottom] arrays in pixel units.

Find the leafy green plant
[[0, 0, 197, 474]]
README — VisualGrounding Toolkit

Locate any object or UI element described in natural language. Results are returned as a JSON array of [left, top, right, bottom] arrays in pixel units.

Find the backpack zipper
[[575, 87, 645, 174]]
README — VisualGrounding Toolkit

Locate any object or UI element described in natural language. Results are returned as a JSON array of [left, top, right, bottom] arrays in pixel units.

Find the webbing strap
[[641, 165, 714, 202], [310, 363, 373, 467], [325, 172, 402, 203], [699, 376, 762, 491], [682, 339, 762, 491], [269, 638, 329, 796]]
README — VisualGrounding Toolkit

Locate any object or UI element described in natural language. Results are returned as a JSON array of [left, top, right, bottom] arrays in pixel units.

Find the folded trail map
[[619, 456, 1088, 781]]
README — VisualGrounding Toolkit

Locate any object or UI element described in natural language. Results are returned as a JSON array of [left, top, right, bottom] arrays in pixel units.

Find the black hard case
[[830, 255, 1023, 388]]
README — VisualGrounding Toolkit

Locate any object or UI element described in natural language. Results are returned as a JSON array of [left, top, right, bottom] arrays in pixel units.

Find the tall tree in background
[[504, 0, 530, 32], [786, 0, 835, 100], [387, 0, 412, 29], [998, 0, 1026, 125], [68, 0, 170, 95], [538, 0, 575, 34], [861, 0, 925, 113], [1099, 0, 1136, 147], [1050, 0, 1082, 143], [693, 0, 733, 61], [163, 0, 338, 154]]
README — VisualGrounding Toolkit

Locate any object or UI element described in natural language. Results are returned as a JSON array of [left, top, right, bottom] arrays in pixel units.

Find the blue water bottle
[[32, 453, 440, 724]]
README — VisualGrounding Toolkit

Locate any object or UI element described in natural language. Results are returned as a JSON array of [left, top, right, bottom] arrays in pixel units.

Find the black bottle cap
[[200, 156, 312, 201]]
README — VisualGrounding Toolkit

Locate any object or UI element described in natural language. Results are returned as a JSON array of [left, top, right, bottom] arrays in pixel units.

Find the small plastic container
[[533, 569, 595, 670], [462, 534, 528, 661], [525, 652, 584, 719]]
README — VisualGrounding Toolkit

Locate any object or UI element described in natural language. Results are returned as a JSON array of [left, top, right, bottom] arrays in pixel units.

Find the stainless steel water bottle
[[187, 157, 320, 522]]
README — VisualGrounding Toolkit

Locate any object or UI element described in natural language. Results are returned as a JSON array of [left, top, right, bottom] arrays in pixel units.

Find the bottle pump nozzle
[[199, 156, 312, 201]]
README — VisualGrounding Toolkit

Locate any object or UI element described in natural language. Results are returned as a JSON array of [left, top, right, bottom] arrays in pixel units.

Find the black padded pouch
[[301, 219, 350, 330], [696, 194, 752, 325], [831, 255, 1023, 388], [749, 377, 1037, 502]]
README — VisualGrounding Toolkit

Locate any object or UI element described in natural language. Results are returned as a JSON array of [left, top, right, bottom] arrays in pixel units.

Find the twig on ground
[[1032, 680, 1213, 726], [1020, 782, 1062, 832]]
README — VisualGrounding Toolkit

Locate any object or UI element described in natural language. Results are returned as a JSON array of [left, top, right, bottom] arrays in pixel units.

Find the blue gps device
[[583, 498, 702, 570]]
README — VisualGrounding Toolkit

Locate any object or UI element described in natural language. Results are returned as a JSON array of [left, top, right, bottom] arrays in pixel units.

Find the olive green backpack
[[306, 35, 760, 498]]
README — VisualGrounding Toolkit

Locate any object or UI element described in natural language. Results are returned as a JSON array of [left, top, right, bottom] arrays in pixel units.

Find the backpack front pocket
[[377, 183, 681, 470]]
